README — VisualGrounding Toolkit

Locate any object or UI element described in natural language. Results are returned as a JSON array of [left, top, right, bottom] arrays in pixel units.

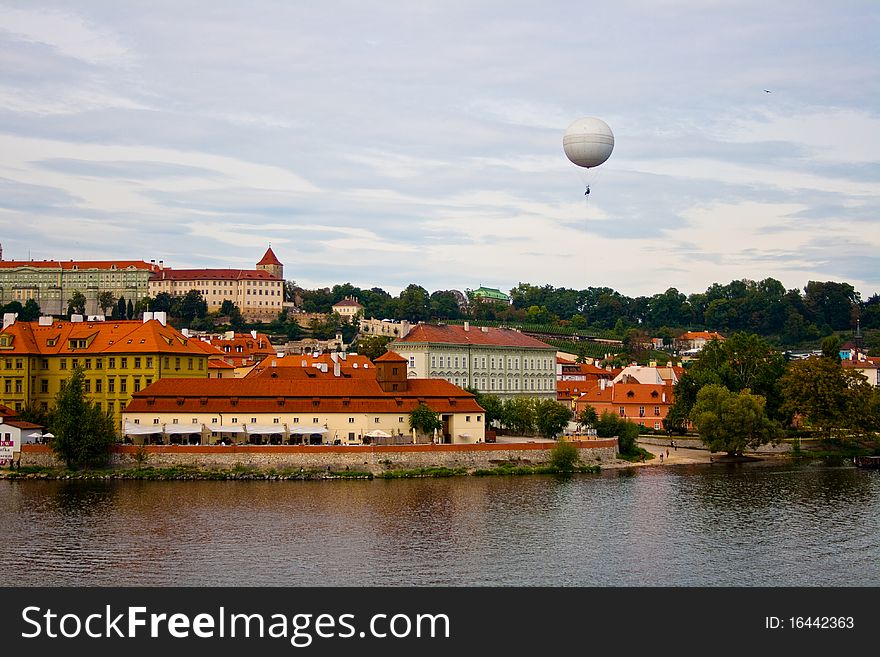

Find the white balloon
[[563, 117, 614, 169]]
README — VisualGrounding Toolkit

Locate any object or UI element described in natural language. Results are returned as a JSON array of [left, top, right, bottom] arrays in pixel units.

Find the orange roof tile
[[256, 247, 282, 266], [125, 377, 483, 415], [0, 260, 156, 271], [374, 350, 407, 362], [150, 269, 280, 281], [394, 324, 553, 349], [0, 320, 209, 356]]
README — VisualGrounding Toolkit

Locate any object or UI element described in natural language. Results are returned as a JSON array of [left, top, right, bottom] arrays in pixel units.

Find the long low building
[[123, 351, 486, 445]]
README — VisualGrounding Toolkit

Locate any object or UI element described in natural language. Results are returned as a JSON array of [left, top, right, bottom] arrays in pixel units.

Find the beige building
[[359, 318, 412, 339], [148, 248, 283, 322], [123, 351, 485, 445], [0, 258, 156, 316], [331, 296, 363, 322], [389, 321, 557, 401]]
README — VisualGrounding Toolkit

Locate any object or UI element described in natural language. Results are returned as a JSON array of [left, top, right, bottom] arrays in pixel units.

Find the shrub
[[549, 439, 579, 472]]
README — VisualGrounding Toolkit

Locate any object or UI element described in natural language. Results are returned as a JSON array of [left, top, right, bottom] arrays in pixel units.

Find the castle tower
[[256, 246, 283, 279]]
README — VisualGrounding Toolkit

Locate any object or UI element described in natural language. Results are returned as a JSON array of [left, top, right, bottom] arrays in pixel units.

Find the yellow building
[[0, 315, 209, 428]]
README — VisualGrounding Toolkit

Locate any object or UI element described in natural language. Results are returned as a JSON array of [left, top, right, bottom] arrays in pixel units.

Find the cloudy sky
[[1, 1, 878, 300]]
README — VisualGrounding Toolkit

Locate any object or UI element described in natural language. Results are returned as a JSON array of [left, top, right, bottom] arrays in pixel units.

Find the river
[[2, 460, 878, 586]]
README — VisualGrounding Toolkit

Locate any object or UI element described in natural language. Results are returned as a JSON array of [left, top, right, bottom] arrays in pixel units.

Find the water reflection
[[1, 463, 878, 586]]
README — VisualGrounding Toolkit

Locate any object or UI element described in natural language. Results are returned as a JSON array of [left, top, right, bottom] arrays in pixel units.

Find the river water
[[2, 461, 878, 586]]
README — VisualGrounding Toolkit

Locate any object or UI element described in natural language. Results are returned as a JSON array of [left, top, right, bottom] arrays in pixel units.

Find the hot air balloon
[[563, 117, 614, 195]]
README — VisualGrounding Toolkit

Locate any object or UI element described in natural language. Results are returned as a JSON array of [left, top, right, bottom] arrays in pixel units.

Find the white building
[[389, 322, 557, 401]]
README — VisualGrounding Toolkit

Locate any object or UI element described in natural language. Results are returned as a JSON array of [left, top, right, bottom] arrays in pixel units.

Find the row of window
[[428, 355, 553, 371], [134, 415, 483, 425], [440, 375, 554, 391], [619, 406, 663, 417], [9, 356, 206, 371]]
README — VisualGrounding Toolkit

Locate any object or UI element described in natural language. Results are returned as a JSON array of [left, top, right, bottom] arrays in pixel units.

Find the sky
[[1, 1, 878, 301]]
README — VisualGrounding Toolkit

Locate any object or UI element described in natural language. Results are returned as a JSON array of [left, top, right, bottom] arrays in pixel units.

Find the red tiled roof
[[374, 350, 407, 362], [125, 377, 483, 415], [0, 403, 16, 417], [2, 419, 43, 430], [577, 382, 674, 405], [0, 260, 156, 271], [256, 247, 282, 266], [150, 269, 280, 281], [332, 298, 363, 307], [0, 319, 209, 356], [246, 353, 376, 379], [394, 324, 553, 349], [680, 331, 725, 341]]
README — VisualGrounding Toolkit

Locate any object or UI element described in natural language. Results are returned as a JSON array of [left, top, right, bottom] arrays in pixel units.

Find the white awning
[[288, 425, 328, 434], [365, 429, 391, 438], [207, 424, 248, 433], [123, 422, 165, 436], [244, 424, 285, 434], [164, 424, 203, 435]]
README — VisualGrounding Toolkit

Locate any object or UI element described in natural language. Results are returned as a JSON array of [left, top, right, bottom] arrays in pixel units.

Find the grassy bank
[[1, 461, 602, 481]]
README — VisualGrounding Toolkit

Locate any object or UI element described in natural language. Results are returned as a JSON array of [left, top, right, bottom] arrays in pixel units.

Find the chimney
[[463, 321, 469, 332], [143, 312, 154, 323], [153, 311, 167, 326], [334, 360, 341, 377], [481, 326, 489, 332], [662, 391, 667, 403], [181, 328, 190, 337], [70, 314, 84, 323], [600, 379, 606, 391], [340, 352, 347, 360], [321, 363, 328, 373], [158, 260, 164, 270], [2, 313, 16, 329], [251, 329, 257, 339], [38, 316, 53, 326], [271, 359, 276, 368]]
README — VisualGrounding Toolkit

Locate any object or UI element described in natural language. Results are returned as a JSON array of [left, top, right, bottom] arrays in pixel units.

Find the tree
[[464, 388, 503, 428], [67, 291, 86, 315], [126, 299, 134, 320], [408, 403, 441, 438], [285, 319, 304, 341], [780, 358, 877, 439], [357, 335, 392, 360], [577, 406, 598, 430], [48, 367, 117, 468], [549, 439, 580, 472], [534, 399, 573, 439], [171, 290, 207, 323], [98, 291, 116, 316], [689, 384, 781, 456], [396, 284, 430, 321], [19, 298, 41, 321], [150, 292, 173, 313], [502, 397, 535, 435], [219, 299, 237, 316], [115, 296, 126, 320], [820, 335, 842, 362]]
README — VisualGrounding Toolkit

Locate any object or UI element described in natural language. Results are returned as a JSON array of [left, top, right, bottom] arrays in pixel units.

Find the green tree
[[98, 291, 116, 316], [67, 290, 86, 315], [689, 384, 782, 456], [464, 388, 503, 428], [577, 406, 598, 430], [150, 292, 173, 313], [396, 284, 430, 321], [115, 296, 126, 320], [593, 411, 640, 455], [534, 399, 573, 439], [820, 335, 842, 362], [780, 358, 877, 439], [502, 397, 535, 435], [171, 290, 207, 323], [219, 299, 237, 316], [408, 403, 441, 438], [357, 335, 392, 360], [549, 439, 580, 472], [48, 367, 117, 468], [19, 298, 41, 321], [126, 298, 134, 320], [285, 319, 304, 341]]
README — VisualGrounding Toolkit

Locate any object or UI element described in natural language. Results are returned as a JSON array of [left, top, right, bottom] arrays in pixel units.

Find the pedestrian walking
[[659, 452, 664, 463], [672, 440, 677, 451], [666, 449, 670, 458]]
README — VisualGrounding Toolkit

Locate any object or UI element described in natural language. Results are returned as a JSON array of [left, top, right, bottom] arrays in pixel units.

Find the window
[[639, 406, 645, 417], [348, 417, 355, 423], [153, 418, 160, 424], [134, 418, 140, 424], [108, 357, 115, 369], [120, 379, 127, 393], [312, 418, 318, 424], [175, 358, 181, 369], [431, 356, 436, 368], [409, 357, 415, 368], [134, 357, 141, 369], [251, 417, 257, 423], [84, 358, 92, 369], [4, 380, 11, 394], [619, 407, 625, 417], [273, 418, 280, 424], [134, 379, 141, 393], [398, 417, 404, 422], [654, 406, 661, 416], [466, 416, 471, 422], [95, 380, 102, 393], [40, 379, 48, 393], [293, 418, 299, 423], [15, 379, 22, 393], [108, 379, 115, 393], [146, 357, 153, 368], [42, 359, 49, 369], [374, 417, 380, 423], [96, 359, 102, 369], [60, 359, 67, 370], [84, 380, 91, 393], [120, 357, 127, 368], [188, 358, 193, 370], [231, 418, 238, 423]]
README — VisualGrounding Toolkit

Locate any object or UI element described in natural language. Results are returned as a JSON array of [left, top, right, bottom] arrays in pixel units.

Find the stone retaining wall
[[20, 439, 619, 474]]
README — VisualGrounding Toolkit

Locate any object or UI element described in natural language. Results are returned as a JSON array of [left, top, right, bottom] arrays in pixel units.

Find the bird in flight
[[764, 89, 772, 93]]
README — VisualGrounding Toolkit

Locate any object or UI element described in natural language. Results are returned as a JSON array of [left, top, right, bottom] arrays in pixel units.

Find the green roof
[[471, 286, 510, 301]]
